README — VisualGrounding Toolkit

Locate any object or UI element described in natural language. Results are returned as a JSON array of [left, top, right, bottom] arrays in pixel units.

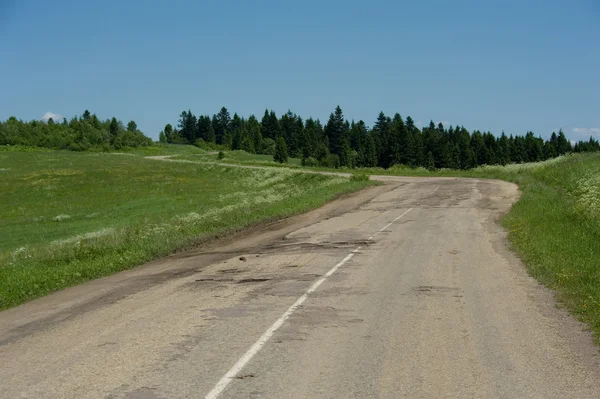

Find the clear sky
[[1, 0, 598, 141]]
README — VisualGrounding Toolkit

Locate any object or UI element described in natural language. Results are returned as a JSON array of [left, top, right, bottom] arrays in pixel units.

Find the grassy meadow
[[176, 149, 303, 167], [0, 148, 372, 309]]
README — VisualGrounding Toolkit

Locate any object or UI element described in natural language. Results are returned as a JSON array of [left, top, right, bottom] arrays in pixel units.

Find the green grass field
[[0, 149, 372, 309], [176, 149, 303, 167]]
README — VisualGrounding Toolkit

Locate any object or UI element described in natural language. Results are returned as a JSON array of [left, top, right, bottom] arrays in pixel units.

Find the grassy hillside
[[0, 150, 372, 309], [176, 149, 303, 167]]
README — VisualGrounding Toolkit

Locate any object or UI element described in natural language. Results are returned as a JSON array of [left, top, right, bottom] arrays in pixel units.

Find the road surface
[[1, 176, 599, 398]]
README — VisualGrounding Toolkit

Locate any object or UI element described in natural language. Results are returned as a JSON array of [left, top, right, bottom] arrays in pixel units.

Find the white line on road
[[204, 251, 358, 399], [375, 208, 413, 234], [431, 186, 440, 194], [204, 207, 414, 398]]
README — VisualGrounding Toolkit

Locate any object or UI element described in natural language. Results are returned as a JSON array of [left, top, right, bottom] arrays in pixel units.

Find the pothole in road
[[330, 239, 375, 247], [237, 278, 271, 284], [235, 374, 255, 380], [219, 268, 244, 274], [414, 286, 460, 293]]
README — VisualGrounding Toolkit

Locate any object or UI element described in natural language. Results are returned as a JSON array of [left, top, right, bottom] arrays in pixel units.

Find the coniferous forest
[[2, 106, 599, 169], [163, 106, 600, 169]]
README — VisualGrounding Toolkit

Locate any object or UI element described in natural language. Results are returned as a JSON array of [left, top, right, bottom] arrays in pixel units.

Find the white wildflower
[[574, 173, 600, 217], [52, 228, 116, 246]]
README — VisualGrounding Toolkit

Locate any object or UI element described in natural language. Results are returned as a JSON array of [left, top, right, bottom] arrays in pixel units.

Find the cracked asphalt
[[1, 176, 599, 398]]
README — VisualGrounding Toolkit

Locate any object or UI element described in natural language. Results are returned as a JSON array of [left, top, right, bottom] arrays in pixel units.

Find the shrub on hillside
[[350, 173, 369, 182], [322, 154, 340, 169], [301, 156, 318, 167]]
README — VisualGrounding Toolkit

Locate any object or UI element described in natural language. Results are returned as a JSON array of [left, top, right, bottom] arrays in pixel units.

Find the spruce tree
[[109, 117, 119, 137], [274, 136, 288, 163], [246, 115, 262, 153], [197, 115, 214, 142], [164, 124, 173, 143], [426, 151, 435, 171], [365, 132, 378, 167], [214, 107, 231, 145], [324, 106, 350, 165], [556, 129, 570, 155], [373, 112, 392, 168], [178, 110, 197, 143]]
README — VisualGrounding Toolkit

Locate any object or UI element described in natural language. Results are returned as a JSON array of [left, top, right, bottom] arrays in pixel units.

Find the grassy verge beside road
[[483, 154, 600, 343], [0, 150, 373, 309]]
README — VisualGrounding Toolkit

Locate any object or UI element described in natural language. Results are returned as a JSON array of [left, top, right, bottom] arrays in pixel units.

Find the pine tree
[[458, 127, 475, 169], [301, 118, 320, 159], [90, 114, 101, 129], [109, 117, 119, 137], [426, 151, 435, 170], [213, 107, 231, 145], [196, 115, 214, 142], [391, 113, 410, 165], [405, 116, 420, 166], [365, 132, 378, 167], [498, 132, 511, 165], [325, 106, 350, 165], [246, 115, 262, 153], [350, 120, 368, 167], [178, 110, 197, 143], [315, 142, 329, 165], [260, 110, 281, 140], [163, 124, 173, 143], [280, 111, 302, 157], [274, 136, 288, 163], [373, 112, 392, 168], [543, 140, 557, 159], [556, 129, 570, 155]]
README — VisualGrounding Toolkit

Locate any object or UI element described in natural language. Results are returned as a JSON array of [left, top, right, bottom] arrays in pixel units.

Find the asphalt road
[[1, 176, 599, 398]]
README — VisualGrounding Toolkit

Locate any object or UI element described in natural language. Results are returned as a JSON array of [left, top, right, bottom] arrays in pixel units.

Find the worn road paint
[[204, 207, 414, 399]]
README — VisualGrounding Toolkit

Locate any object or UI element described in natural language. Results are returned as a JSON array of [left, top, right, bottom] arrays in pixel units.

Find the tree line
[[0, 110, 152, 151], [162, 106, 600, 169]]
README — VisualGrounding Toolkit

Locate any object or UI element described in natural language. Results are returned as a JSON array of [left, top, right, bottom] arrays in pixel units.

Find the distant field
[[115, 143, 207, 156], [177, 149, 303, 167], [0, 150, 372, 309]]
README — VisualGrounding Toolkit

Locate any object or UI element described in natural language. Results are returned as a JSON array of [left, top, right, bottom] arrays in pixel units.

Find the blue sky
[[1, 0, 598, 141]]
